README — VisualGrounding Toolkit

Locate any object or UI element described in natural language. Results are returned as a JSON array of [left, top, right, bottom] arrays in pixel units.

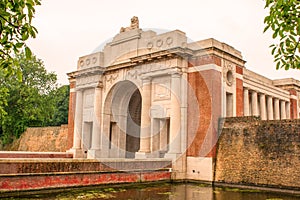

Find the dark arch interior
[[125, 89, 142, 158]]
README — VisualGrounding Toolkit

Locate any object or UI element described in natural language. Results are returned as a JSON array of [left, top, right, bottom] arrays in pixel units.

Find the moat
[[8, 183, 300, 200]]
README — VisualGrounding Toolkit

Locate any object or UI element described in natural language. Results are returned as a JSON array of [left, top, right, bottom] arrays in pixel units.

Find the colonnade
[[243, 88, 290, 120]]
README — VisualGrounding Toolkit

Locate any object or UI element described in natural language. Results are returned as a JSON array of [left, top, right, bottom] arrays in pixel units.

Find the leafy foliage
[[264, 0, 300, 70], [0, 53, 69, 144], [47, 85, 70, 126], [0, 0, 41, 75]]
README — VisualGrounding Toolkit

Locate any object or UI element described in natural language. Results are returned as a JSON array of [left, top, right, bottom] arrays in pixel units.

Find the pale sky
[[27, 0, 300, 85]]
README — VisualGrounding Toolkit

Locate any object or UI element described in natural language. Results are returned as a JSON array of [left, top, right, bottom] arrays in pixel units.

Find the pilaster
[[88, 83, 103, 159], [165, 71, 182, 159], [71, 89, 84, 158], [136, 77, 151, 159]]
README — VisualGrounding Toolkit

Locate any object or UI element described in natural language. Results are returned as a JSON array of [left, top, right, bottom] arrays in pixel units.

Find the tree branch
[[293, 37, 300, 57], [0, 15, 19, 29]]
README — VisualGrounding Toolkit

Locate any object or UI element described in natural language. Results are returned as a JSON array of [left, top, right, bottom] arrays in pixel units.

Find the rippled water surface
[[5, 183, 300, 200]]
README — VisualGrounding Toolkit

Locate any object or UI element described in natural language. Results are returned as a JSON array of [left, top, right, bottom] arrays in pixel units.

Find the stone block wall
[[215, 117, 300, 189], [5, 125, 69, 152]]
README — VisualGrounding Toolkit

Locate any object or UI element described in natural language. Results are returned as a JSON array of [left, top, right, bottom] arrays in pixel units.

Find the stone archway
[[125, 89, 141, 158], [103, 81, 141, 158]]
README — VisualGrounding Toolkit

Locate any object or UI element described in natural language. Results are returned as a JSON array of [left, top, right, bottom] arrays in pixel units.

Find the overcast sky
[[27, 0, 300, 85]]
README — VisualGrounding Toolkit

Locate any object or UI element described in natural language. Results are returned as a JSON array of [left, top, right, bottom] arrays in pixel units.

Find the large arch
[[102, 80, 141, 158]]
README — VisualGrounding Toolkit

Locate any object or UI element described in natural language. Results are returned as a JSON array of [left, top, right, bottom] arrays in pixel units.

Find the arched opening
[[103, 81, 141, 158], [125, 89, 141, 158]]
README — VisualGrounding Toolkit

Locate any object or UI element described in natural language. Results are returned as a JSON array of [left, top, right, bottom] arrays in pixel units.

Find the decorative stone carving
[[76, 75, 101, 87], [104, 73, 120, 92], [80, 60, 84, 67], [92, 57, 97, 64], [223, 60, 235, 86], [166, 37, 173, 45], [127, 69, 138, 80], [147, 42, 153, 50], [156, 39, 163, 47], [77, 52, 103, 69], [226, 70, 234, 86], [141, 63, 152, 73], [106, 73, 119, 84], [86, 59, 90, 66], [120, 16, 139, 33]]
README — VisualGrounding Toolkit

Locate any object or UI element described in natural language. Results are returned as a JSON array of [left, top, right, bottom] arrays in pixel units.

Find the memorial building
[[67, 17, 300, 181]]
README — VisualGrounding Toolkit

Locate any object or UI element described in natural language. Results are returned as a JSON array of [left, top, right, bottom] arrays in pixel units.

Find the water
[[4, 183, 300, 200]]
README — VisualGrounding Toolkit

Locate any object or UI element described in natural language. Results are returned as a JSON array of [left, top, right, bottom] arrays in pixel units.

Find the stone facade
[[67, 17, 300, 182]]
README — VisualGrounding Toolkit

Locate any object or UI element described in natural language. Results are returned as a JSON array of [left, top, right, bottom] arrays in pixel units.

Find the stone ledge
[[0, 159, 172, 174], [213, 182, 300, 196]]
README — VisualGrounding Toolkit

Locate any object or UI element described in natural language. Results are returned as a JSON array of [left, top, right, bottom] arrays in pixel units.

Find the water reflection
[[9, 183, 300, 200]]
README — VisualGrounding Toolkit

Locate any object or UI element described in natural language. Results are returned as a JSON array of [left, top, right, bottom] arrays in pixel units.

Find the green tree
[[264, 0, 300, 70], [0, 52, 57, 144], [47, 85, 70, 126], [0, 0, 41, 74]]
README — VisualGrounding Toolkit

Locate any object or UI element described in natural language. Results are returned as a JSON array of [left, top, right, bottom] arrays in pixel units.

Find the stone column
[[259, 94, 267, 120], [88, 85, 102, 159], [72, 90, 83, 158], [165, 72, 181, 159], [280, 100, 286, 120], [136, 77, 151, 158], [286, 102, 291, 119], [267, 96, 273, 120], [274, 98, 280, 120], [251, 91, 258, 116], [243, 88, 249, 116]]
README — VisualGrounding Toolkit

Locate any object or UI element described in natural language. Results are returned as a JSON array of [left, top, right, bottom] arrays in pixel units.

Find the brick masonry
[[0, 171, 171, 192], [188, 55, 222, 67], [187, 70, 222, 157], [4, 125, 69, 152], [67, 80, 76, 150], [235, 78, 244, 117], [0, 160, 171, 193], [0, 152, 72, 159], [215, 117, 300, 189]]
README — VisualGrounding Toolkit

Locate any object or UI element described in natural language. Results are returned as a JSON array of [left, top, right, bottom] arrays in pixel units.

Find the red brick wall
[[235, 65, 243, 75], [236, 78, 244, 116], [0, 160, 171, 193], [67, 80, 76, 149], [0, 152, 72, 159], [289, 89, 298, 119], [187, 70, 222, 158], [0, 171, 171, 192], [290, 99, 297, 119], [235, 65, 244, 117]]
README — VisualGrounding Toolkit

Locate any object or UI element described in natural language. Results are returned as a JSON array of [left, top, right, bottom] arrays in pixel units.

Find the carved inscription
[[152, 77, 171, 101], [76, 75, 101, 87]]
